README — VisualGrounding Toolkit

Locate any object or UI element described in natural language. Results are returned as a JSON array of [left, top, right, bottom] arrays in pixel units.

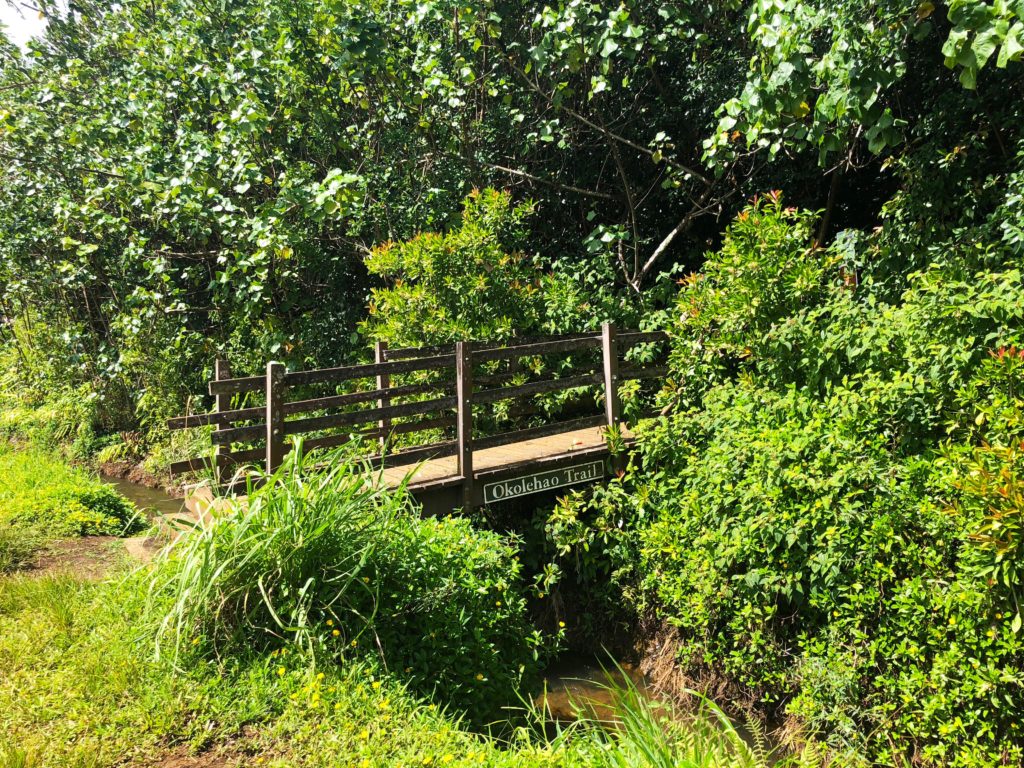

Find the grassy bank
[[0, 446, 784, 768], [0, 446, 140, 573]]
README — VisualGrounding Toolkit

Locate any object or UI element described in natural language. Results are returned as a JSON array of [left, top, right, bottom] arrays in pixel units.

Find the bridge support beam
[[456, 341, 474, 512], [265, 361, 286, 474], [213, 358, 232, 488], [602, 322, 621, 428]]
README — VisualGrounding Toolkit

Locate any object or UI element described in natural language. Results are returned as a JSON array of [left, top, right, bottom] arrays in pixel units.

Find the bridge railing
[[167, 323, 668, 491]]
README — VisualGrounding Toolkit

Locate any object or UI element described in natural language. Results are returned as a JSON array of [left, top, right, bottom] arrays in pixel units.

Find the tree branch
[[486, 162, 618, 201]]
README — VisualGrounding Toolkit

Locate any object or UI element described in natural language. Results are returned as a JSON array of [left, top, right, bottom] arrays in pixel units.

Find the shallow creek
[[100, 474, 185, 519], [534, 657, 651, 721]]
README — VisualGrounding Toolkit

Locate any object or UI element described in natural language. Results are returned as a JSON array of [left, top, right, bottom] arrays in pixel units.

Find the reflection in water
[[101, 475, 185, 519]]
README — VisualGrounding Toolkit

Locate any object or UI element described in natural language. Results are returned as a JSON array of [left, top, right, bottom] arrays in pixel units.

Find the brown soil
[[28, 536, 124, 580], [140, 729, 265, 768], [633, 618, 797, 754], [143, 748, 243, 768], [635, 621, 756, 710]]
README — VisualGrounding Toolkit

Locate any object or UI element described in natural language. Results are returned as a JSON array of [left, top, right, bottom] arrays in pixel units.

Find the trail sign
[[482, 460, 605, 504]]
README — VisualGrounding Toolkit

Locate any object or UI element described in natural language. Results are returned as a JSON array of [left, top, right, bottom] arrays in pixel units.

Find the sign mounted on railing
[[482, 460, 605, 504]]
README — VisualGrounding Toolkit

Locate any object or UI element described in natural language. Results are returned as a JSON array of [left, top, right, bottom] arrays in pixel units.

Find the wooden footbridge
[[168, 324, 667, 513]]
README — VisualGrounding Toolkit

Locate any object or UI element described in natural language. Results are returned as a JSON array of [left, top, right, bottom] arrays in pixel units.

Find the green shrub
[[0, 393, 99, 459], [150, 448, 550, 724], [361, 188, 544, 348], [556, 197, 1024, 765], [0, 449, 139, 537]]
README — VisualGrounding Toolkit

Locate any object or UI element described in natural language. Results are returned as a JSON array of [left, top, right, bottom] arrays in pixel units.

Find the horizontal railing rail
[[168, 323, 670, 505]]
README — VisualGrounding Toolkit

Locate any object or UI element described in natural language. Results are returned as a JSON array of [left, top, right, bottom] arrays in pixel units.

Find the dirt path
[[28, 536, 125, 579]]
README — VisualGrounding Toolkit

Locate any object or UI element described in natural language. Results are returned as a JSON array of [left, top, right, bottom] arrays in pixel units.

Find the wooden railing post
[[213, 358, 232, 488], [456, 341, 474, 511], [375, 341, 390, 452], [602, 322, 621, 428], [266, 361, 286, 474]]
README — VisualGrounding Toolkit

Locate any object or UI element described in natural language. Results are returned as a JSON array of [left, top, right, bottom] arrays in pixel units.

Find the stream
[[101, 474, 185, 519]]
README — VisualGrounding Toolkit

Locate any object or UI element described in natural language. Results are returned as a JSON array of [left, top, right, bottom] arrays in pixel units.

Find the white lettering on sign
[[482, 460, 605, 504]]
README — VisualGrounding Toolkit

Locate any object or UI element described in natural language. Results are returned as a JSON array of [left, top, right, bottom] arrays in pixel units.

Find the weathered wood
[[618, 330, 668, 346], [169, 456, 211, 476], [210, 423, 267, 444], [471, 414, 606, 452], [375, 341, 390, 452], [456, 341, 474, 511], [383, 341, 454, 361], [474, 361, 600, 389], [283, 354, 454, 386], [374, 440, 459, 470], [266, 361, 287, 473], [287, 381, 451, 415], [474, 372, 602, 405], [386, 333, 598, 361], [473, 335, 602, 362], [281, 395, 457, 437], [214, 359, 233, 486], [299, 415, 456, 453], [211, 393, 460, 444], [602, 322, 621, 427], [208, 374, 265, 396], [172, 381, 452, 429], [170, 446, 264, 477], [168, 404, 262, 430], [173, 329, 664, 495]]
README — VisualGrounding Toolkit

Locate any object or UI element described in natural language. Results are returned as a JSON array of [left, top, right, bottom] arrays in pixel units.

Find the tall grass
[[148, 448, 408, 659], [147, 446, 547, 723]]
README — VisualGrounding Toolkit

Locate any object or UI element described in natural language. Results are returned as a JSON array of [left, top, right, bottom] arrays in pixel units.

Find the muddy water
[[535, 657, 650, 722], [101, 474, 185, 519], [537, 656, 780, 760]]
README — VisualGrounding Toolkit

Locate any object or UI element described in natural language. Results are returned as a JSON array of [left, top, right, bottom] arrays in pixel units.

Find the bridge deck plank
[[377, 425, 629, 489]]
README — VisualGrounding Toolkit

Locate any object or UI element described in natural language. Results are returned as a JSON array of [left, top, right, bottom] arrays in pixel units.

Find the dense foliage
[[3, 0, 1018, 438], [555, 191, 1024, 765], [3, 0, 1024, 765], [0, 446, 139, 537]]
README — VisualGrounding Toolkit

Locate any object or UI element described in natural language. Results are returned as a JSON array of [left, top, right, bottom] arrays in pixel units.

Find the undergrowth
[[0, 447, 140, 539]]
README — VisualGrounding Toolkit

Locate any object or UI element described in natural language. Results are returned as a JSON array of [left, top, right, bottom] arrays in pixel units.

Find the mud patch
[[143, 730, 265, 768], [145, 748, 243, 768], [29, 536, 122, 580]]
